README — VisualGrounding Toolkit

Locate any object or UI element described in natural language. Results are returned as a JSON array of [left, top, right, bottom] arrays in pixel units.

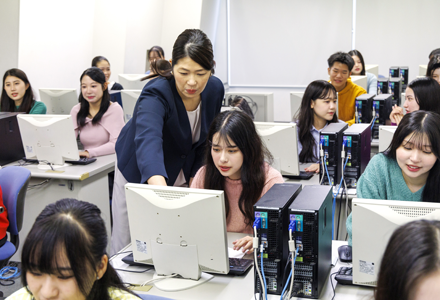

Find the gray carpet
[[0, 261, 23, 299]]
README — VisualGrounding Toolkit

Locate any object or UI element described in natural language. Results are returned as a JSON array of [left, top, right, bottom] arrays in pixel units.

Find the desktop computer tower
[[253, 183, 302, 295], [0, 112, 25, 166], [371, 94, 393, 139], [377, 78, 389, 95], [319, 122, 348, 186], [287, 185, 332, 299], [389, 66, 400, 79], [388, 78, 402, 106], [400, 66, 409, 90], [355, 94, 375, 124], [342, 124, 372, 188]]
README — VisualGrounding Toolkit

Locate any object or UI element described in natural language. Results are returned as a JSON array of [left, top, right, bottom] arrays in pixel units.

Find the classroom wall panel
[[0, 0, 20, 76]]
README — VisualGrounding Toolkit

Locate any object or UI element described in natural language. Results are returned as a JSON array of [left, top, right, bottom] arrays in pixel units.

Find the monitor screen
[[352, 198, 440, 287], [17, 114, 79, 168], [225, 92, 274, 122], [39, 88, 78, 114], [0, 112, 25, 166], [118, 74, 149, 90], [120, 90, 142, 122], [125, 184, 229, 291], [254, 122, 300, 176]]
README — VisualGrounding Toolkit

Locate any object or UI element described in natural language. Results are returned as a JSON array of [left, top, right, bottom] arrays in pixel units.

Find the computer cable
[[319, 144, 325, 185], [330, 271, 339, 300], [370, 105, 377, 130], [253, 221, 266, 300], [260, 244, 268, 300], [140, 273, 179, 286], [27, 179, 51, 190], [331, 144, 349, 239]]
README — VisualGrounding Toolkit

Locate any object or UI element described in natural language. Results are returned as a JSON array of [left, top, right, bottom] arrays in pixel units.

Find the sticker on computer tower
[[359, 260, 375, 276], [290, 214, 303, 232], [255, 212, 268, 229]]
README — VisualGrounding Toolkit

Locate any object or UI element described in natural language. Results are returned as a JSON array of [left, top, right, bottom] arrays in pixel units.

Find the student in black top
[[92, 56, 123, 106]]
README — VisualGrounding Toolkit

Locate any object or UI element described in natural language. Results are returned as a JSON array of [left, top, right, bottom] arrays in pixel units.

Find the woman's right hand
[[147, 175, 167, 186], [389, 105, 404, 125], [304, 163, 320, 173]]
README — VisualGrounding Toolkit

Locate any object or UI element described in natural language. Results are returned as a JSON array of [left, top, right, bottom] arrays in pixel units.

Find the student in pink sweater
[[70, 67, 125, 158], [191, 109, 284, 253]]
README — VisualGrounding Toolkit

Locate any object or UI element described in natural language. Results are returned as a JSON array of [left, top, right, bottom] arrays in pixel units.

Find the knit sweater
[[346, 153, 424, 245], [191, 163, 284, 234], [337, 78, 366, 126]]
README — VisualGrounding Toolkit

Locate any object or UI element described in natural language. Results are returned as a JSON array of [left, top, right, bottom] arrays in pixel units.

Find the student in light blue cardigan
[[349, 50, 377, 95], [347, 111, 440, 245]]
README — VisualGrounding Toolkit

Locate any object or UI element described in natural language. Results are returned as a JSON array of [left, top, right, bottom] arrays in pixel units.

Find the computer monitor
[[254, 122, 300, 176], [225, 92, 274, 122], [16, 114, 79, 169], [120, 90, 142, 122], [39, 88, 78, 114], [0, 112, 25, 166], [125, 183, 229, 291], [365, 64, 379, 78], [352, 198, 440, 287], [378, 125, 397, 152], [419, 65, 427, 76], [118, 74, 149, 90], [290, 92, 303, 121], [351, 75, 368, 91]]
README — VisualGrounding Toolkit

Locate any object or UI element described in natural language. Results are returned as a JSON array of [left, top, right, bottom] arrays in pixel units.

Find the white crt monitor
[[350, 76, 368, 91], [290, 92, 304, 121], [125, 184, 229, 291], [118, 74, 149, 90], [365, 64, 379, 78], [39, 88, 78, 114], [419, 65, 427, 76], [225, 92, 274, 122], [17, 114, 79, 168], [254, 122, 300, 176], [378, 125, 397, 152], [120, 90, 142, 122], [352, 198, 440, 287]]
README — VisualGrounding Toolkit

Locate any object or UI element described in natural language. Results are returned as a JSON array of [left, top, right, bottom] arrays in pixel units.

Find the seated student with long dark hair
[[389, 77, 440, 125], [145, 46, 165, 75], [348, 49, 378, 95], [426, 54, 440, 85], [191, 110, 284, 252], [7, 198, 140, 300], [92, 56, 124, 92], [375, 220, 440, 300], [1, 68, 46, 114], [294, 80, 342, 173], [70, 67, 125, 158], [346, 111, 440, 245]]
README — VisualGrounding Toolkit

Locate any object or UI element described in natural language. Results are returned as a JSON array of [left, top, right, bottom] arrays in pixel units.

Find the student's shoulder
[[108, 102, 123, 114], [30, 101, 47, 114], [6, 287, 33, 300], [265, 163, 284, 183], [112, 82, 123, 90], [108, 287, 140, 300], [70, 103, 81, 115], [206, 75, 224, 91]]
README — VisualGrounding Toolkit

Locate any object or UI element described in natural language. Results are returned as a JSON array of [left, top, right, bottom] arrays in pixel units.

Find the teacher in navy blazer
[[111, 29, 224, 254]]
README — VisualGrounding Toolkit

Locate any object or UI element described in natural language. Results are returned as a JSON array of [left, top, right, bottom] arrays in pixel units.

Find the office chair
[[0, 166, 31, 268], [136, 294, 174, 300]]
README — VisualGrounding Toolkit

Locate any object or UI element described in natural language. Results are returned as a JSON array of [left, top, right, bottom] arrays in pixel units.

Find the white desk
[[112, 237, 373, 300], [6, 154, 115, 260]]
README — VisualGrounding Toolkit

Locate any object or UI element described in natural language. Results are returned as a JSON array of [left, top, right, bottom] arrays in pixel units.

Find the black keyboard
[[121, 253, 253, 276], [283, 171, 315, 180], [335, 267, 353, 285], [65, 157, 97, 165]]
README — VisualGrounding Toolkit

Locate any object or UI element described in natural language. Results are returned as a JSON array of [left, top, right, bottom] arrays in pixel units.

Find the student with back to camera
[[389, 77, 440, 125], [375, 220, 440, 300], [327, 52, 366, 126], [145, 45, 165, 75], [1, 69, 46, 114], [429, 48, 440, 60], [294, 80, 343, 173], [111, 29, 224, 254], [6, 198, 140, 300], [348, 50, 378, 95], [426, 54, 440, 85], [70, 67, 125, 158], [346, 111, 440, 245], [191, 110, 284, 253]]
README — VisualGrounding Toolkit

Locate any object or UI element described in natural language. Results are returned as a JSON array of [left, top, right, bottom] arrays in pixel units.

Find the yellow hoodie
[[336, 78, 366, 126]]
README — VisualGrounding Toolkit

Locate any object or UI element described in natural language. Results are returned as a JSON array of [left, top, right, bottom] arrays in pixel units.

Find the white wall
[[0, 0, 20, 75], [210, 0, 228, 84]]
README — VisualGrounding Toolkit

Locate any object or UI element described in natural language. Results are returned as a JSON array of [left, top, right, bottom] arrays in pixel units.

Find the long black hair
[[203, 110, 272, 227], [426, 54, 440, 78], [348, 50, 366, 76], [77, 67, 111, 127], [375, 220, 440, 300], [294, 80, 338, 163], [1, 68, 35, 113], [385, 111, 440, 202], [91, 56, 109, 67], [406, 77, 440, 115], [21, 198, 139, 299]]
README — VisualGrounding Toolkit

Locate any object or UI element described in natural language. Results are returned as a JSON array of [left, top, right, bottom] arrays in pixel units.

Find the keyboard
[[121, 253, 253, 276], [335, 267, 353, 285], [22, 157, 96, 165], [283, 171, 315, 180]]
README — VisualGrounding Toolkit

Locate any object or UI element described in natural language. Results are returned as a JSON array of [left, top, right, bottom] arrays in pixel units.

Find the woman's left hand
[[232, 236, 254, 253], [79, 151, 90, 158]]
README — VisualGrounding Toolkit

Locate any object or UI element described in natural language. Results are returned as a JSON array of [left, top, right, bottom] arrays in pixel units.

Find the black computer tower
[[287, 185, 332, 299], [355, 94, 375, 124], [319, 122, 348, 186], [400, 66, 409, 90], [388, 78, 402, 106], [0, 112, 25, 166], [377, 78, 389, 95], [389, 66, 400, 79], [371, 94, 393, 139], [253, 183, 302, 295], [342, 124, 372, 188]]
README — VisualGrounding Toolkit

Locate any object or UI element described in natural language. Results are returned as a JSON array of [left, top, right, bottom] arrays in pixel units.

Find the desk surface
[[112, 235, 374, 300], [4, 154, 115, 180]]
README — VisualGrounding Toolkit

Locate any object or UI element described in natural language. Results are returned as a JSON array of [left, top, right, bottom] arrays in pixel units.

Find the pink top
[[70, 103, 125, 157], [191, 163, 284, 234]]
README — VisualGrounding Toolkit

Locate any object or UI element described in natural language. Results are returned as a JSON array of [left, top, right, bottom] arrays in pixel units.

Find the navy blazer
[[115, 75, 224, 185]]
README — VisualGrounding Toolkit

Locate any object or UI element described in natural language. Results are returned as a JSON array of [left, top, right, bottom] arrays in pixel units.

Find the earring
[[96, 276, 100, 280]]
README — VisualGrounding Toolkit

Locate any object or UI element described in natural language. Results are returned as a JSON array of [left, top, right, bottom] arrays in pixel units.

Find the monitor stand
[[37, 163, 70, 170], [153, 272, 214, 292]]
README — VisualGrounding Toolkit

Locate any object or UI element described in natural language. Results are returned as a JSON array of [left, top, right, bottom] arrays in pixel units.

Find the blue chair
[[0, 166, 31, 268], [136, 294, 174, 300]]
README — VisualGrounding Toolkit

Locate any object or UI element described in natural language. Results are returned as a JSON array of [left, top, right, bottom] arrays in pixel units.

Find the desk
[[112, 238, 374, 300], [6, 154, 115, 260]]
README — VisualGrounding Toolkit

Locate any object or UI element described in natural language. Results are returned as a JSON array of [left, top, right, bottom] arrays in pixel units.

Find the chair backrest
[[0, 166, 31, 235]]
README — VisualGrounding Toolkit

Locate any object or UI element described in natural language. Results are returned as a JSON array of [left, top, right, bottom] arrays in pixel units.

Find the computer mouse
[[338, 245, 352, 263]]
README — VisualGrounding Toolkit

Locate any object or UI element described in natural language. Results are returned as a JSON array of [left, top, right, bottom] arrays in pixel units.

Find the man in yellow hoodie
[[328, 52, 366, 125]]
